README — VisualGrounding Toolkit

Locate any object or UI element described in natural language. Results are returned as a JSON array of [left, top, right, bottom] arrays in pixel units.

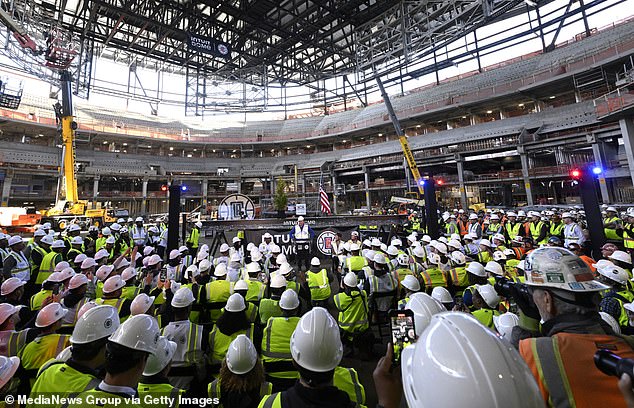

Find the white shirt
[[564, 222, 585, 247]]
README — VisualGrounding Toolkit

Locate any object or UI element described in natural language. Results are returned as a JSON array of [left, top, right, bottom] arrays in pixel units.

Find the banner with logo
[[187, 33, 232, 59]]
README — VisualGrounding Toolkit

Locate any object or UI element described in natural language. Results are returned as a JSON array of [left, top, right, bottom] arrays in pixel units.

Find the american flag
[[319, 175, 331, 215]]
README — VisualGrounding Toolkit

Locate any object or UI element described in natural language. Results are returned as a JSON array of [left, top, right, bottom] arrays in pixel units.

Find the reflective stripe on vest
[[307, 269, 330, 300], [334, 292, 368, 331], [263, 317, 299, 359], [531, 337, 575, 408], [9, 251, 30, 277], [334, 367, 365, 405], [38, 252, 60, 284]]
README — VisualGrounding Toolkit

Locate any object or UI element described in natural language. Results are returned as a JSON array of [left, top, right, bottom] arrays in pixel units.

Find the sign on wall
[[187, 33, 232, 59]]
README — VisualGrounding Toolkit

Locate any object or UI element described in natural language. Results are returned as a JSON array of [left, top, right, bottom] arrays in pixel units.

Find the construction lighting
[[181, 185, 188, 192], [436, 179, 444, 186], [570, 168, 582, 179], [169, 147, 174, 151], [486, 110, 493, 114], [549, 96, 556, 99], [378, 133, 383, 136], [161, 185, 168, 192], [592, 166, 603, 175], [518, 103, 525, 107], [418, 179, 426, 187]]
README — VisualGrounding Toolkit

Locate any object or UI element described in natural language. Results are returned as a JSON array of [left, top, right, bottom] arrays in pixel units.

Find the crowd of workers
[[0, 206, 632, 407]]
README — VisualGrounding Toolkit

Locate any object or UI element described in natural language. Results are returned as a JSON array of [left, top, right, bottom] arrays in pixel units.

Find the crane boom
[[59, 71, 78, 203], [375, 77, 424, 195]]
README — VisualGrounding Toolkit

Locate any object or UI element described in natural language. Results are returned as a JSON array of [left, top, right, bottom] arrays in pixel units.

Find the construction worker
[[0, 354, 20, 405], [562, 212, 585, 248], [610, 250, 633, 275], [2, 236, 30, 286], [30, 272, 63, 312], [528, 211, 548, 245], [131, 217, 148, 247], [619, 208, 634, 255], [210, 335, 271, 408], [0, 278, 33, 331], [181, 264, 207, 323], [67, 314, 160, 408], [28, 230, 49, 286], [258, 307, 353, 408], [245, 262, 266, 304], [306, 257, 331, 308], [333, 272, 370, 357], [230, 280, 259, 324], [83, 226, 99, 257], [485, 214, 503, 240], [259, 275, 286, 325], [418, 252, 446, 293], [444, 214, 459, 237], [0, 234, 9, 266], [289, 216, 315, 272], [0, 303, 38, 357], [595, 262, 633, 331], [467, 213, 482, 240], [504, 212, 523, 243], [66, 236, 84, 264], [37, 239, 65, 286], [393, 253, 414, 284], [19, 303, 71, 384], [206, 263, 232, 324], [95, 275, 132, 321], [518, 246, 634, 408], [446, 251, 469, 296], [604, 206, 623, 245], [186, 221, 202, 256], [120, 267, 140, 301], [28, 305, 120, 405], [94, 227, 110, 253], [208, 294, 254, 374], [60, 274, 91, 329], [470, 284, 500, 329], [167, 249, 185, 283], [375, 312, 543, 408], [398, 275, 421, 309], [344, 243, 366, 277], [138, 336, 185, 407], [367, 252, 397, 316], [157, 225, 168, 258], [431, 286, 454, 310], [461, 262, 489, 311], [548, 212, 564, 239], [162, 287, 206, 391]]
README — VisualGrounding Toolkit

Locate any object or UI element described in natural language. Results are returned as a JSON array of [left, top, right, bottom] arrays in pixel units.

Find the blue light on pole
[[592, 166, 602, 175], [181, 185, 188, 191], [418, 179, 426, 186]]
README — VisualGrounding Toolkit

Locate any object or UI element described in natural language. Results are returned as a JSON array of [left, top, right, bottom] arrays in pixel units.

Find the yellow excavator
[[40, 72, 123, 230]]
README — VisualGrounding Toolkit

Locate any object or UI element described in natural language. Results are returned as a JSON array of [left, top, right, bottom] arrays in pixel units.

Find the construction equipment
[[0, 207, 41, 234]]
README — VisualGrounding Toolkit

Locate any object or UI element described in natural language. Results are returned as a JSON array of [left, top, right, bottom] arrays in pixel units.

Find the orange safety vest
[[520, 332, 634, 408]]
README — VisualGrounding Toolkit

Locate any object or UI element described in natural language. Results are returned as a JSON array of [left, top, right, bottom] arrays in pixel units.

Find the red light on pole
[[570, 169, 581, 179], [436, 179, 444, 186], [161, 184, 168, 192]]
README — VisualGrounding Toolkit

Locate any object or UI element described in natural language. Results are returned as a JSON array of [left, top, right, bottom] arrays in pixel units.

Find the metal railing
[[594, 85, 634, 118]]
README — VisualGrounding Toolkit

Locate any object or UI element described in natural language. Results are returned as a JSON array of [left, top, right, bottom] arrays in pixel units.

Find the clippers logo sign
[[187, 33, 232, 59], [316, 230, 337, 256]]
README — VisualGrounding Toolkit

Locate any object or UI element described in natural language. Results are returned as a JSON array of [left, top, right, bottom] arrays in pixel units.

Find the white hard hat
[[220, 243, 230, 252], [364, 249, 376, 261], [103, 276, 125, 294], [427, 252, 440, 265], [407, 234, 417, 243], [197, 251, 209, 262], [466, 262, 486, 277], [479, 239, 492, 248], [561, 212, 573, 219], [343, 272, 358, 288], [101, 227, 111, 236], [503, 248, 515, 258], [397, 253, 410, 266], [421, 235, 432, 243], [476, 284, 501, 308], [234, 280, 249, 291], [447, 239, 462, 250], [0, 304, 18, 326], [143, 336, 177, 376], [195, 221, 203, 228], [263, 233, 273, 239], [77, 301, 98, 319], [270, 244, 281, 253], [516, 260, 526, 271], [147, 254, 162, 266], [493, 312, 519, 339], [468, 213, 478, 220], [524, 247, 609, 292], [250, 251, 263, 262], [490, 214, 500, 221], [57, 267, 75, 282], [401, 275, 420, 292], [199, 259, 212, 272], [230, 253, 242, 263], [507, 211, 517, 217], [413, 246, 425, 258], [401, 312, 543, 408], [105, 236, 115, 245], [438, 237, 448, 244], [374, 253, 388, 265], [226, 334, 258, 375], [34, 229, 47, 237], [178, 245, 188, 253], [171, 287, 195, 308], [392, 239, 402, 247], [310, 257, 321, 266], [80, 258, 97, 269], [485, 261, 503, 276], [143, 246, 155, 256], [225, 293, 246, 312], [246, 262, 261, 273], [110, 223, 121, 232], [74, 253, 87, 265], [432, 242, 448, 255], [52, 240, 66, 249], [599, 312, 622, 334], [232, 237, 241, 244], [131, 294, 155, 316], [371, 238, 381, 247], [94, 249, 110, 262], [44, 272, 63, 284], [279, 262, 293, 276], [290, 307, 342, 372], [68, 224, 81, 232], [279, 289, 300, 310], [349, 243, 360, 252], [0, 278, 24, 296], [214, 263, 227, 277], [246, 243, 255, 252], [109, 314, 160, 354], [406, 292, 445, 336], [271, 274, 287, 289], [297, 216, 304, 222], [0, 355, 19, 390], [169, 249, 181, 260], [70, 305, 120, 344], [492, 234, 505, 243], [275, 254, 287, 266], [36, 303, 68, 328], [96, 265, 114, 282], [597, 263, 629, 285], [54, 261, 71, 273], [431, 287, 453, 304], [121, 267, 137, 282], [386, 245, 399, 256], [607, 206, 617, 213], [135, 217, 144, 222], [185, 265, 199, 280], [450, 251, 466, 265], [609, 250, 632, 265], [40, 235, 54, 246], [8, 236, 22, 246], [68, 273, 89, 290]]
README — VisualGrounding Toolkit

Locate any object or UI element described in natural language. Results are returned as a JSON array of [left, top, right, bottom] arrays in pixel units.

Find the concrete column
[[1, 170, 13, 207], [519, 149, 534, 206], [363, 166, 371, 211], [201, 178, 208, 214], [141, 178, 148, 214], [456, 156, 468, 210], [92, 176, 100, 202], [590, 139, 610, 204], [331, 174, 338, 215], [619, 117, 634, 186]]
